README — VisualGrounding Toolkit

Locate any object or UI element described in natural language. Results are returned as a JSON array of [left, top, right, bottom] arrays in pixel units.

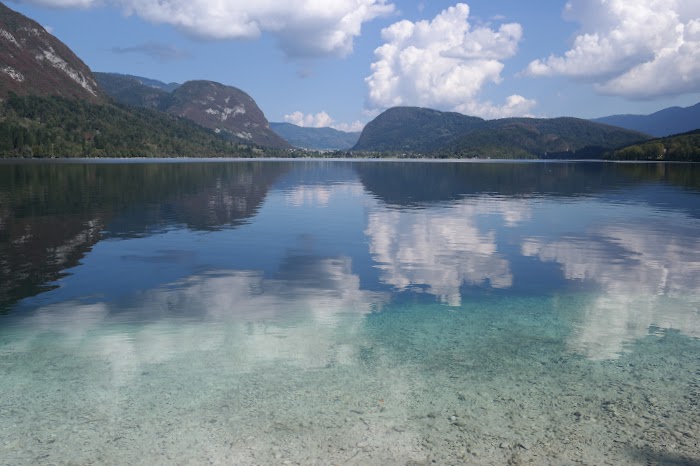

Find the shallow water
[[0, 160, 699, 465]]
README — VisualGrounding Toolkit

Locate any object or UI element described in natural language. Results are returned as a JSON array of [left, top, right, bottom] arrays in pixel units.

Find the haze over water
[[1, 160, 699, 465]]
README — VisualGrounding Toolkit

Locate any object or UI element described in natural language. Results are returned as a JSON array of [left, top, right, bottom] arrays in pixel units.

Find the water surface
[[1, 160, 699, 465]]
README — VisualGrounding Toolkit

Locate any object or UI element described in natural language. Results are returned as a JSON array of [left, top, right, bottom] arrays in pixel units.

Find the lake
[[1, 160, 699, 465]]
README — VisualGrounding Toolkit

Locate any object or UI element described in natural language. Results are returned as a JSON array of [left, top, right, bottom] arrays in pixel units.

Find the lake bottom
[[1, 293, 698, 465]]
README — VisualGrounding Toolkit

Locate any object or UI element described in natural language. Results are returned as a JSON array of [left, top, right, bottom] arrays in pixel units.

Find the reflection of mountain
[[18, 253, 387, 381], [523, 219, 700, 359], [366, 200, 527, 305], [355, 162, 700, 207], [0, 162, 289, 310]]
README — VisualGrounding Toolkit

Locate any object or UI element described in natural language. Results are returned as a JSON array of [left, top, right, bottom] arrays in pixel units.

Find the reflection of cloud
[[366, 200, 529, 305], [20, 255, 387, 385], [523, 221, 700, 359], [284, 183, 364, 207]]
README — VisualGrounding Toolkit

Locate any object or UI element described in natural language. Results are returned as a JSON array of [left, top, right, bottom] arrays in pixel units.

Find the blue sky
[[7, 0, 700, 131]]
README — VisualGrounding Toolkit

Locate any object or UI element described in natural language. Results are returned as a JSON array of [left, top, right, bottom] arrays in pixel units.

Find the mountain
[[592, 102, 700, 137], [0, 2, 102, 102], [0, 94, 267, 158], [354, 107, 649, 158], [353, 107, 485, 152], [120, 73, 180, 92], [270, 122, 360, 150], [165, 80, 291, 149], [95, 73, 290, 149], [607, 129, 700, 161], [444, 117, 649, 159], [94, 72, 170, 109]]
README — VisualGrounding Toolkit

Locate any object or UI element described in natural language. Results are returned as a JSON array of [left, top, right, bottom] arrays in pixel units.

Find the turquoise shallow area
[[1, 293, 698, 465], [0, 161, 699, 465]]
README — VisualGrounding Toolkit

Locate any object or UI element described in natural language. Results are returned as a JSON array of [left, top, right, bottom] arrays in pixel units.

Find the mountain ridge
[[269, 122, 360, 150], [95, 73, 290, 149], [0, 2, 103, 102], [2, 3, 696, 160], [608, 128, 700, 161], [354, 107, 650, 158], [592, 102, 700, 137], [353, 107, 485, 152]]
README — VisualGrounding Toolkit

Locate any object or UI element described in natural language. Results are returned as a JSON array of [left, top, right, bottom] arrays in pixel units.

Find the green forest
[[0, 94, 272, 158], [607, 130, 700, 161]]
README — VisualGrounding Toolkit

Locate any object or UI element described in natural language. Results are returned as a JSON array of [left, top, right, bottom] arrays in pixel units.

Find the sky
[[7, 0, 700, 131]]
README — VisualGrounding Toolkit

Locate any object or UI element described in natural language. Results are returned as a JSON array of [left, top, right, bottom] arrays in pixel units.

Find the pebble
[[393, 426, 406, 433], [357, 442, 368, 448], [500, 442, 510, 449]]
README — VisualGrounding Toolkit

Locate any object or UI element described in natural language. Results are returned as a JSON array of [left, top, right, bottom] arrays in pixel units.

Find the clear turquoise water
[[0, 160, 699, 465]]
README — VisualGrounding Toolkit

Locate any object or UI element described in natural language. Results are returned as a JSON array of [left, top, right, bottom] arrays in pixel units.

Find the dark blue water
[[1, 160, 698, 465]]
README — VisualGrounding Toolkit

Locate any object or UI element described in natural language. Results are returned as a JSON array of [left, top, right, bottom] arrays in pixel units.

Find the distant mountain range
[[96, 74, 359, 150], [0, 3, 289, 156], [592, 103, 700, 137], [354, 107, 649, 159], [1, 2, 698, 160], [269, 122, 360, 150]]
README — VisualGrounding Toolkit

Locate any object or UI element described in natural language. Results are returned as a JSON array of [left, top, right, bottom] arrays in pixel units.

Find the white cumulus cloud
[[365, 3, 535, 119], [524, 0, 700, 99], [12, 0, 395, 58], [284, 111, 365, 132], [284, 111, 335, 128]]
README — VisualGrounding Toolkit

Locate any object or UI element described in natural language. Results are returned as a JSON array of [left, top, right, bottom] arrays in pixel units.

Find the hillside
[[165, 80, 291, 149], [119, 73, 180, 92], [593, 102, 700, 137], [0, 94, 269, 158], [354, 107, 649, 158], [444, 117, 650, 159], [0, 4, 263, 158], [270, 122, 360, 150], [353, 107, 485, 152], [0, 2, 102, 102], [95, 73, 290, 149], [94, 72, 170, 109], [607, 129, 700, 161]]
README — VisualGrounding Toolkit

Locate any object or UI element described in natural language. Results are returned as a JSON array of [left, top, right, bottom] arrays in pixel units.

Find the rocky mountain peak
[[0, 2, 102, 102], [166, 80, 291, 149]]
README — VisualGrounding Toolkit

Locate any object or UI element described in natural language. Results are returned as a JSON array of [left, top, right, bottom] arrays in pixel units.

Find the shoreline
[[0, 157, 697, 164]]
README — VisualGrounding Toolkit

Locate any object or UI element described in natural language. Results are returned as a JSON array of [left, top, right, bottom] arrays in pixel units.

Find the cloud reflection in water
[[365, 199, 530, 306], [523, 218, 700, 359], [16, 254, 387, 386]]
